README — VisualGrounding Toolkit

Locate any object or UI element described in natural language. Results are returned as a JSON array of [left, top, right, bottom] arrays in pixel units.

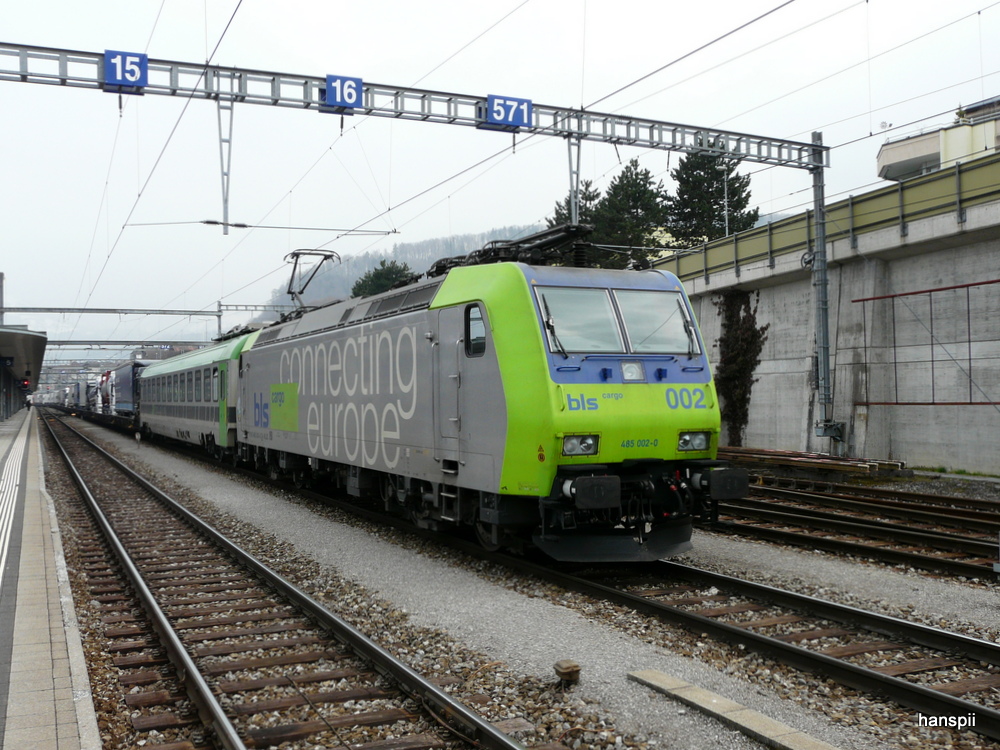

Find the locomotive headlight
[[677, 432, 710, 451], [621, 361, 645, 382], [563, 434, 600, 456]]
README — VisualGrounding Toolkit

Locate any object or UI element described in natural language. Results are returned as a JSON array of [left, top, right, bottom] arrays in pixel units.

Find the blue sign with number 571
[[486, 95, 532, 129], [104, 50, 148, 90]]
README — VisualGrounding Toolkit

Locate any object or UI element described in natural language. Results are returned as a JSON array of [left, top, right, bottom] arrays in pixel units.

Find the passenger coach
[[139, 331, 260, 458]]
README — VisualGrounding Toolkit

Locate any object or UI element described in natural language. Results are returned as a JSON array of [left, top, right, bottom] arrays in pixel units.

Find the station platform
[[0, 410, 100, 749]]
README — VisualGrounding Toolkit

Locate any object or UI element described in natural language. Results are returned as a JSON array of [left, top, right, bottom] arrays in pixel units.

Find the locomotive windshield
[[536, 286, 700, 355], [537, 288, 625, 353], [616, 289, 701, 355]]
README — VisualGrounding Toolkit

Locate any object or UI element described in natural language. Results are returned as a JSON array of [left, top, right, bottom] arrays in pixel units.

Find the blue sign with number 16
[[324, 75, 363, 109]]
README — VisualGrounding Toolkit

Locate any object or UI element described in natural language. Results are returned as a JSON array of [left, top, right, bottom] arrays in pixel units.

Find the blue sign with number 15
[[104, 50, 148, 90]]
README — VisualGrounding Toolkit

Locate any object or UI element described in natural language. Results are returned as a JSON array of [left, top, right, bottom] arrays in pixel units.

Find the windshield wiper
[[541, 294, 569, 359], [678, 298, 696, 359]]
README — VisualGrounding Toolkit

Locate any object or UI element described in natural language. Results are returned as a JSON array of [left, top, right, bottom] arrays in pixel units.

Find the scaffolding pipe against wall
[[852, 278, 1000, 407]]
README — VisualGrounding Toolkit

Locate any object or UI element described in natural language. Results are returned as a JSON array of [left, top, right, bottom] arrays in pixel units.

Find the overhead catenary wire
[[92, 0, 245, 345], [511, 1, 997, 228], [585, 0, 799, 110], [125, 220, 396, 233], [54, 0, 1000, 348], [404, 0, 532, 91], [145, 0, 537, 327], [712, 0, 1000, 129], [613, 0, 865, 115], [751, 89, 997, 217], [133, 3, 1000, 273], [75, 0, 245, 340], [235, 0, 535, 246], [73, 0, 169, 312], [588, 1, 1000, 220], [212, 43, 997, 318]]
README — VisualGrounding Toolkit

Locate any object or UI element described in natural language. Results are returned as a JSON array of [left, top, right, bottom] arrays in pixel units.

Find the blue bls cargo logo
[[253, 392, 270, 427], [567, 394, 599, 411], [253, 385, 298, 431]]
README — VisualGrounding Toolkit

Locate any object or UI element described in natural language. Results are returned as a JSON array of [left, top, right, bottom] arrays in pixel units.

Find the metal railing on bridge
[[659, 153, 1000, 283]]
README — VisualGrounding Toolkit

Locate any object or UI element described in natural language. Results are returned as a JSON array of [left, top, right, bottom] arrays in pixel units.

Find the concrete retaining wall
[[685, 197, 1000, 474]]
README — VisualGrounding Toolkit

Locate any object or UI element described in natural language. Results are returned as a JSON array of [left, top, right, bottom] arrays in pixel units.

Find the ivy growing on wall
[[714, 290, 769, 447]]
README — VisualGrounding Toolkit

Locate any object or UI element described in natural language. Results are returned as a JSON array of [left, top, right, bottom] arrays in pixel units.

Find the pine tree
[[589, 158, 670, 268], [351, 260, 414, 298], [546, 179, 602, 228], [665, 141, 759, 247]]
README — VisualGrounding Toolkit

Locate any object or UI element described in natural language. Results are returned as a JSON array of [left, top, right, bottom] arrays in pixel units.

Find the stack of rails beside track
[[41, 413, 527, 750], [709, 483, 1000, 579], [717, 447, 908, 478]]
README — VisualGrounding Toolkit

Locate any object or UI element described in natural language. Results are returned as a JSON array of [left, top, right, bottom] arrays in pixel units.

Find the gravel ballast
[[63, 421, 1000, 750]]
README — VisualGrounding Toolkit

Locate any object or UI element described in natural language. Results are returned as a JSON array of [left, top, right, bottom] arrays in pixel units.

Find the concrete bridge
[[662, 153, 1000, 474]]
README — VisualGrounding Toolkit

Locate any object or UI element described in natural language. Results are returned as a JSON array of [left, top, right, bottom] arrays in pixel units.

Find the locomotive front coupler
[[687, 460, 750, 499], [687, 460, 750, 524], [559, 474, 621, 510]]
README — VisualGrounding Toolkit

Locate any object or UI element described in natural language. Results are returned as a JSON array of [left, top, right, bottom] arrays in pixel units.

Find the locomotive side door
[[433, 302, 504, 488], [434, 306, 462, 461]]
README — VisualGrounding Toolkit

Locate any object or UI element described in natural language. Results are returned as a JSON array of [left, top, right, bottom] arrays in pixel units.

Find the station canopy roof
[[0, 324, 48, 391]]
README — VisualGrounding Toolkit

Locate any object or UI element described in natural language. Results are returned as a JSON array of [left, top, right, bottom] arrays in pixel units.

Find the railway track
[[751, 479, 1000, 537], [42, 413, 527, 750], [528, 560, 1000, 742], [48, 415, 1000, 745], [756, 475, 1000, 516], [206, 469, 1000, 743], [710, 484, 1000, 579]]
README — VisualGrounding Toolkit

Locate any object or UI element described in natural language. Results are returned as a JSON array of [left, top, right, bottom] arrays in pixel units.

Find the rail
[[42, 412, 527, 750]]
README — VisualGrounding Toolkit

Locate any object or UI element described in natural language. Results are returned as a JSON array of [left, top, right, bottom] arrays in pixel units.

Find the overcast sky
[[2, 0, 998, 364]]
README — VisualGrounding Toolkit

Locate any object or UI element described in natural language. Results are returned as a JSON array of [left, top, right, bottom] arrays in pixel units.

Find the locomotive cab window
[[614, 290, 701, 355], [535, 286, 701, 357], [535, 287, 624, 354], [466, 304, 487, 357]]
